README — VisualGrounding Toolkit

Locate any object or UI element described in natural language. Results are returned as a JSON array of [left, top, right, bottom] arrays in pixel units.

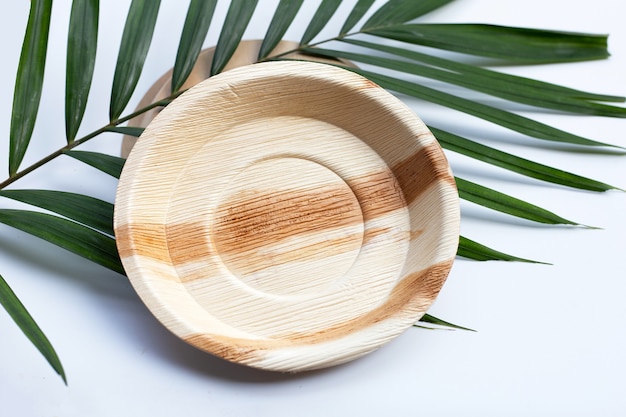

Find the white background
[[0, 1, 625, 416]]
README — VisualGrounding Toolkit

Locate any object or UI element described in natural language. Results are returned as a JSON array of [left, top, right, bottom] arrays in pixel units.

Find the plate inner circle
[[212, 157, 365, 297], [163, 115, 411, 337]]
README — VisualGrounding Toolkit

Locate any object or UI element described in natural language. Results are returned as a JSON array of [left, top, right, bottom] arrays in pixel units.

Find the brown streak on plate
[[212, 183, 362, 256], [410, 229, 424, 240], [392, 142, 456, 205], [116, 223, 170, 263], [283, 259, 454, 344], [166, 222, 213, 265], [217, 233, 364, 276], [184, 334, 262, 364], [347, 169, 407, 221], [183, 260, 454, 357]]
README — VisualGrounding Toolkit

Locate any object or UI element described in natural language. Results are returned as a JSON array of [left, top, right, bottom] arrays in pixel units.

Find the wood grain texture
[[114, 60, 460, 372], [121, 39, 348, 158]]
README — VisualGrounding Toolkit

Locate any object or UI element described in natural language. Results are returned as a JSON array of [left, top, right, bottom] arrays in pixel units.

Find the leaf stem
[[0, 94, 182, 191], [264, 31, 358, 61]]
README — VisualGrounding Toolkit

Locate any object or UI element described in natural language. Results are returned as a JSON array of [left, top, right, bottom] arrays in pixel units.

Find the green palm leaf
[[458, 236, 544, 263], [346, 67, 620, 148], [0, 209, 123, 275], [65, 0, 99, 142], [419, 313, 475, 332], [211, 0, 259, 75], [109, 0, 161, 120], [106, 126, 144, 137], [341, 39, 625, 104], [0, 274, 66, 384], [455, 177, 580, 226], [64, 150, 125, 179], [430, 127, 619, 192], [171, 0, 217, 93], [328, 42, 626, 117], [361, 0, 453, 29], [299, 49, 621, 148], [0, 189, 114, 236], [258, 0, 304, 60], [300, 0, 343, 45], [340, 0, 375, 34], [9, 0, 52, 175], [368, 24, 610, 63]]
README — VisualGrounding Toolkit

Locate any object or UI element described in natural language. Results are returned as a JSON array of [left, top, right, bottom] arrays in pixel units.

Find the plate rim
[[114, 61, 460, 372]]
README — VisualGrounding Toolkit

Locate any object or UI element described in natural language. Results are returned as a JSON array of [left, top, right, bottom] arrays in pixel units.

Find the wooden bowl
[[114, 61, 460, 372]]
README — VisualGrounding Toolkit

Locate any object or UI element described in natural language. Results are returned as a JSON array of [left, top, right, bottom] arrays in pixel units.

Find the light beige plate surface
[[120, 40, 348, 158], [114, 61, 460, 372]]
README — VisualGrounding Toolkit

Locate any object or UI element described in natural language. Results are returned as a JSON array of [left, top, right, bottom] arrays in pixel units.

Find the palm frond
[[350, 67, 622, 148], [340, 0, 376, 35], [64, 150, 125, 179], [0, 273, 66, 384], [1, 0, 624, 381], [211, 0, 259, 75], [455, 177, 581, 226], [171, 0, 217, 93], [259, 0, 304, 60], [430, 127, 619, 192], [361, 0, 454, 29], [419, 313, 475, 332], [9, 0, 52, 175], [300, 0, 343, 45], [367, 24, 610, 63], [332, 40, 626, 117], [109, 0, 161, 121], [0, 189, 114, 236], [65, 0, 99, 142], [0, 209, 123, 275], [341, 39, 625, 104], [458, 236, 546, 264], [106, 126, 144, 138]]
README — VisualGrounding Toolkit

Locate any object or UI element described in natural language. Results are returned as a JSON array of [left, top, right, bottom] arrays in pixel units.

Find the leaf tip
[[510, 257, 552, 265], [581, 224, 603, 231], [59, 369, 68, 385]]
